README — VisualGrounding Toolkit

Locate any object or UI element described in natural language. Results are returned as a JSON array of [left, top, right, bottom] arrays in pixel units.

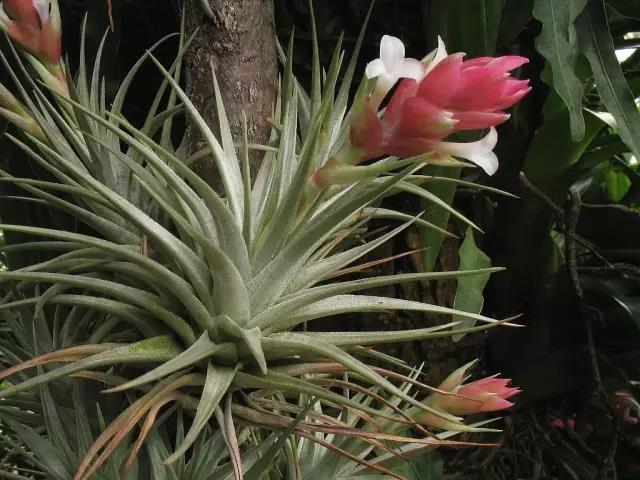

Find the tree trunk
[[184, 0, 278, 186]]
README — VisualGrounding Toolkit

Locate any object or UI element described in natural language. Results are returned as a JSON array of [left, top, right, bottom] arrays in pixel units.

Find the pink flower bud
[[0, 0, 61, 65], [435, 377, 520, 415], [418, 366, 520, 429]]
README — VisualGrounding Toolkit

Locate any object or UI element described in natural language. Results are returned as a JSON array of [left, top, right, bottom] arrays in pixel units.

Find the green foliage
[[392, 451, 443, 480], [452, 228, 492, 341], [577, 0, 640, 161], [0, 3, 512, 478], [426, 0, 505, 56], [1, 0, 639, 477], [533, 0, 587, 141], [420, 0, 506, 274]]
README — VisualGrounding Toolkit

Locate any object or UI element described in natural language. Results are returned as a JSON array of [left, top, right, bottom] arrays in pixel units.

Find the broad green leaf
[[420, 0, 505, 272], [577, 0, 640, 162], [452, 228, 492, 341], [533, 0, 587, 141], [498, 0, 535, 44], [606, 169, 631, 202], [522, 84, 603, 192], [419, 167, 460, 273]]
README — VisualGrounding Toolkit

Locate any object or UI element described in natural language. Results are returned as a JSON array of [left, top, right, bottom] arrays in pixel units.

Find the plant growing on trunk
[[0, 1, 528, 477]]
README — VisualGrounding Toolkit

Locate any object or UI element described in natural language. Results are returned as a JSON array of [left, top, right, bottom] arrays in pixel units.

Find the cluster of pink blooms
[[0, 0, 61, 66], [351, 35, 530, 175], [419, 361, 520, 430]]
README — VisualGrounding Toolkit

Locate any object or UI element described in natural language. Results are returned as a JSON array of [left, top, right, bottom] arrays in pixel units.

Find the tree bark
[[184, 0, 278, 186]]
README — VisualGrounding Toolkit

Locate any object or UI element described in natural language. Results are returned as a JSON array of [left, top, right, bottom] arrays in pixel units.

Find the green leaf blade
[[452, 228, 492, 341], [577, 0, 640, 161], [533, 0, 587, 141]]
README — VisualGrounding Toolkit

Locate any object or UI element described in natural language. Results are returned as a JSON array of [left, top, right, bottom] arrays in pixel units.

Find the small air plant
[[0, 2, 528, 478]]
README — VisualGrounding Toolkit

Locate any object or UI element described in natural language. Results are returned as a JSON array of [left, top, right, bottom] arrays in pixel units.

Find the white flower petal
[[427, 128, 499, 175], [380, 35, 405, 69], [470, 151, 499, 175], [0, 4, 9, 23], [423, 35, 449, 74], [434, 36, 448, 62], [365, 58, 387, 79], [395, 58, 426, 82], [34, 0, 50, 23]]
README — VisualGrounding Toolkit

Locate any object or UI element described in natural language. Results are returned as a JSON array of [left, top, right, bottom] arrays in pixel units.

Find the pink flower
[[417, 363, 520, 430], [0, 0, 61, 65], [435, 377, 521, 415], [351, 41, 530, 175], [402, 54, 529, 131]]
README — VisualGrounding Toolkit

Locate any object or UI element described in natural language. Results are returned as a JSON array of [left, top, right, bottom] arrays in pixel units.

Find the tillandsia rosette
[[0, 2, 529, 478]]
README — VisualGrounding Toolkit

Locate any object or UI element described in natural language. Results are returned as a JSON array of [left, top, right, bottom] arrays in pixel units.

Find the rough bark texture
[[184, 0, 277, 186]]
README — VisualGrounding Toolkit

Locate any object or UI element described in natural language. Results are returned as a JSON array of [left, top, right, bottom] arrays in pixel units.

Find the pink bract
[[350, 52, 531, 168]]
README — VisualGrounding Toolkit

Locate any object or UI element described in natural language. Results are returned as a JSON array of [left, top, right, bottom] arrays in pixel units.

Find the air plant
[[0, 2, 528, 478]]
